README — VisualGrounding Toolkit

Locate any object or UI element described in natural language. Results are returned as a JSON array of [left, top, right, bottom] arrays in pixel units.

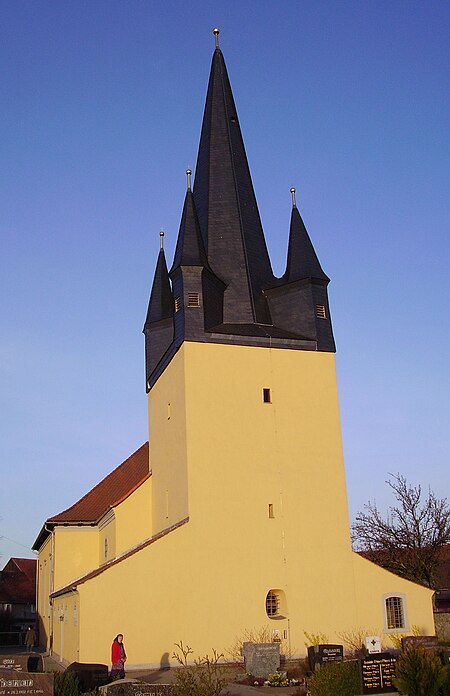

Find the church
[[33, 29, 434, 667]]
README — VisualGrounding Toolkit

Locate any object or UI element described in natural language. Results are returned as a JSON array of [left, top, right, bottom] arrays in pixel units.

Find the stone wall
[[435, 613, 450, 641]]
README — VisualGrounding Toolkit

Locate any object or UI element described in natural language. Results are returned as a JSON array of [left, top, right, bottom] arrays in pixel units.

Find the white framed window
[[384, 594, 407, 631]]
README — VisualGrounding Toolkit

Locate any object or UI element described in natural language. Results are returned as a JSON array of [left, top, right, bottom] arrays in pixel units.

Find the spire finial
[[290, 187, 297, 208], [186, 168, 192, 191], [159, 228, 164, 250], [213, 27, 220, 49]]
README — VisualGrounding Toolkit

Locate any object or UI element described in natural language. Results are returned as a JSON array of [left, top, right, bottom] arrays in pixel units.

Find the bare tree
[[352, 473, 450, 589]]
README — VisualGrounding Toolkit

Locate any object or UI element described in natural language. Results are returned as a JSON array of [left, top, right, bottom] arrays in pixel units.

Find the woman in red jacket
[[111, 634, 127, 678]]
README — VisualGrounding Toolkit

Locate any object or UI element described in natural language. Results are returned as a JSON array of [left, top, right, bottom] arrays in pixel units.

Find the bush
[[307, 661, 359, 696], [54, 672, 80, 696], [172, 641, 229, 696], [393, 647, 448, 696]]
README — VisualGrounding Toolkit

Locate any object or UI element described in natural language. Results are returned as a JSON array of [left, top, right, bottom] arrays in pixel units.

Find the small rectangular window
[[386, 596, 405, 629], [263, 388, 271, 403], [174, 296, 182, 312], [316, 304, 327, 319], [268, 504, 274, 518], [187, 292, 200, 307]]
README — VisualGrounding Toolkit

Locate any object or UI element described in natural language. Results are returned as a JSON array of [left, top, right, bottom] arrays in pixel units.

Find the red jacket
[[111, 640, 126, 663]]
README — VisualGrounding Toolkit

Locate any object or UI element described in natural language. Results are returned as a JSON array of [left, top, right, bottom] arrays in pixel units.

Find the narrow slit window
[[263, 388, 271, 403], [268, 504, 274, 519], [187, 292, 200, 307], [167, 402, 171, 420], [174, 296, 182, 312], [316, 304, 327, 319]]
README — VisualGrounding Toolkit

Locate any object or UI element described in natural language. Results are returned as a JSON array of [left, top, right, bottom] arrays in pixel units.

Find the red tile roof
[[0, 558, 36, 604], [49, 442, 150, 523]]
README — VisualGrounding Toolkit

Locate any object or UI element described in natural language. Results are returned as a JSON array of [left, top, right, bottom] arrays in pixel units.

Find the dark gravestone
[[100, 683, 174, 696], [307, 644, 343, 672], [241, 642, 280, 679], [0, 670, 53, 696], [359, 654, 397, 694], [66, 662, 109, 690], [0, 655, 43, 673], [401, 635, 439, 652]]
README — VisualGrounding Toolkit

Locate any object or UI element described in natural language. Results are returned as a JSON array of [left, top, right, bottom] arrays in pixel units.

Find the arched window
[[385, 595, 406, 630]]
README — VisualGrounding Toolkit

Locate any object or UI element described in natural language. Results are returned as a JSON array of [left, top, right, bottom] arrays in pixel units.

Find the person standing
[[24, 626, 37, 652], [110, 634, 127, 678]]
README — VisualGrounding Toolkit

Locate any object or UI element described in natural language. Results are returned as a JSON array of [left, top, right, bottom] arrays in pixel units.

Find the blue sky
[[1, 0, 449, 563]]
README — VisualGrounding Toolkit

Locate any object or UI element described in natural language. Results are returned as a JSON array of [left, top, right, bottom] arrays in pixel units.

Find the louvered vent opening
[[316, 304, 327, 319], [187, 292, 200, 307], [174, 296, 182, 312]]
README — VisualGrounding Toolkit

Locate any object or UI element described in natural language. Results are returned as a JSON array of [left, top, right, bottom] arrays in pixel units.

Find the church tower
[[144, 28, 351, 591]]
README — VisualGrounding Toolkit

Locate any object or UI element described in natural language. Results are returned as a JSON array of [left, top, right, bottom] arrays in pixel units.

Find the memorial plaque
[[307, 644, 343, 672], [0, 657, 43, 674], [401, 635, 439, 652], [100, 683, 173, 696], [0, 671, 53, 696], [359, 654, 397, 694], [241, 642, 280, 678]]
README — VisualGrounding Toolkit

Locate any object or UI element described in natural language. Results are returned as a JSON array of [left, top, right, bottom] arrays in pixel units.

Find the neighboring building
[[0, 558, 37, 635], [33, 31, 435, 667]]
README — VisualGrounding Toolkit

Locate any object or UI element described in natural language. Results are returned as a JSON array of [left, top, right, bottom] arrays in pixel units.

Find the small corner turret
[[144, 30, 335, 390]]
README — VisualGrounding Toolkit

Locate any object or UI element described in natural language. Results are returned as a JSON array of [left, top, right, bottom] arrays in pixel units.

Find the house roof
[[32, 442, 150, 550], [0, 558, 36, 604]]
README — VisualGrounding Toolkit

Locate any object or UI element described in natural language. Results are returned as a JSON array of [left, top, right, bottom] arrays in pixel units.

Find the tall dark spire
[[193, 32, 274, 325], [143, 234, 174, 388], [284, 188, 329, 284], [145, 32, 337, 390]]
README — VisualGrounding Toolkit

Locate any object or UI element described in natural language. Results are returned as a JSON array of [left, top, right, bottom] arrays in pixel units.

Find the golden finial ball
[[213, 27, 220, 36], [186, 169, 192, 176], [290, 187, 296, 194]]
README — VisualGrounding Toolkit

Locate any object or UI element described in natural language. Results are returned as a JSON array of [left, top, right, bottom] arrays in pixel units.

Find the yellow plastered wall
[[148, 351, 188, 534], [61, 341, 434, 666], [114, 477, 153, 554], [52, 593, 79, 665], [99, 515, 116, 565], [37, 536, 53, 650], [53, 527, 98, 590]]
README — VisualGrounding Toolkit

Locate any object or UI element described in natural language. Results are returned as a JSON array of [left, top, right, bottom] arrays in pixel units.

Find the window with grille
[[385, 596, 405, 629], [174, 297, 182, 312], [266, 590, 279, 617], [187, 292, 200, 307], [316, 304, 327, 319]]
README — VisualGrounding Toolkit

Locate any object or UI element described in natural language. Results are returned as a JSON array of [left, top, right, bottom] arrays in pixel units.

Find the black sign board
[[360, 654, 397, 694], [0, 670, 53, 696], [100, 684, 174, 696], [0, 656, 43, 674], [308, 644, 344, 671]]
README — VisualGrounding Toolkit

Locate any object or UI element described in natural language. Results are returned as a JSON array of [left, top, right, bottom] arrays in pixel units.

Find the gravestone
[[307, 644, 343, 672], [401, 635, 439, 652], [241, 642, 280, 679], [359, 654, 397, 694], [0, 670, 53, 696], [99, 683, 173, 696], [0, 655, 43, 673], [66, 663, 109, 691]]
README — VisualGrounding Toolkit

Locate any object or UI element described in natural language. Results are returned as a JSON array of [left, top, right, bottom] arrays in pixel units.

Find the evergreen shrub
[[393, 647, 448, 696], [307, 660, 359, 696], [54, 671, 80, 696]]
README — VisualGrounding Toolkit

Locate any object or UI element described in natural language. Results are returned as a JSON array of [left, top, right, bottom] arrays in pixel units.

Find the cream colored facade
[[36, 342, 434, 667]]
